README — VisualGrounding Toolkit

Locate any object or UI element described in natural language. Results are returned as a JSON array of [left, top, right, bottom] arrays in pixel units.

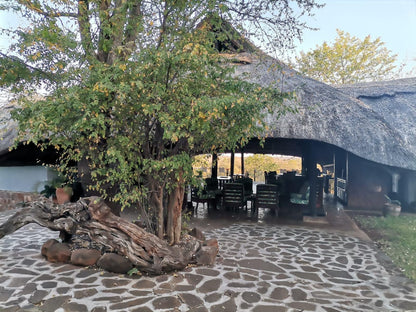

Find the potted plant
[[41, 177, 73, 204], [383, 194, 401, 217], [55, 185, 73, 204]]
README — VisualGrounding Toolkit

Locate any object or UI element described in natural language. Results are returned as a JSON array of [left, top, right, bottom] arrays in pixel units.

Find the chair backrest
[[265, 171, 277, 184], [256, 184, 279, 209], [218, 176, 232, 190], [298, 182, 310, 200], [205, 177, 218, 191], [234, 177, 253, 196], [233, 174, 244, 181], [223, 183, 245, 208]]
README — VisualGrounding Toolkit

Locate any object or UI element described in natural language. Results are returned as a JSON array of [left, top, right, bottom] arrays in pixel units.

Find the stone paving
[[0, 208, 416, 311]]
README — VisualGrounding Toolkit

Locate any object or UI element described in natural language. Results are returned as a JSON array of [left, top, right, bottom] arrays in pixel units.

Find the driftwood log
[[0, 196, 204, 274]]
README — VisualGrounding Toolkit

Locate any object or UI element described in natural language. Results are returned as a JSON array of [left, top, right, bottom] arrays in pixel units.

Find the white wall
[[0, 166, 57, 192]]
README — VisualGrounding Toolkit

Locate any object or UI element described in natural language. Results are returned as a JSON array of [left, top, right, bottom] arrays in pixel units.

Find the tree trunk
[[0, 197, 202, 275], [78, 157, 121, 216], [167, 172, 185, 245], [148, 179, 165, 239]]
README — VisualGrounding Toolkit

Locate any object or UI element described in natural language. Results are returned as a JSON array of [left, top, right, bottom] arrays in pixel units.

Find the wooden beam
[[241, 150, 245, 175], [230, 151, 235, 177], [211, 153, 218, 180]]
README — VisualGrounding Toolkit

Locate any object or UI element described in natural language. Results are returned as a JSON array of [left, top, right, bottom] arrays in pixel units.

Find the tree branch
[[0, 52, 55, 81], [19, 0, 77, 18], [77, 0, 95, 62]]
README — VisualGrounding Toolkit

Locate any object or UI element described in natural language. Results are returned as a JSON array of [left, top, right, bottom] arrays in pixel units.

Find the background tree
[[294, 29, 398, 85], [192, 154, 301, 181], [0, 0, 321, 244]]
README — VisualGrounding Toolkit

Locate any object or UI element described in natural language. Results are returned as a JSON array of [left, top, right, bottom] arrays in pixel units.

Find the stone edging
[[0, 190, 43, 211]]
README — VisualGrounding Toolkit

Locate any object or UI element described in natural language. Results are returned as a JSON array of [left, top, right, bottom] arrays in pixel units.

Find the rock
[[41, 239, 59, 257], [71, 248, 101, 267], [97, 253, 133, 274], [204, 238, 219, 250], [46, 243, 71, 263], [190, 227, 205, 241], [195, 246, 218, 265]]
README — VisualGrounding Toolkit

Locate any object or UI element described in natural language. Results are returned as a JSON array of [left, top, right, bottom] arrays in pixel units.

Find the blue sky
[[292, 0, 416, 73]]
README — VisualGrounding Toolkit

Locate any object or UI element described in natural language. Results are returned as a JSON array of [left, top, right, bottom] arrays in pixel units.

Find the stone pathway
[[0, 209, 416, 311]]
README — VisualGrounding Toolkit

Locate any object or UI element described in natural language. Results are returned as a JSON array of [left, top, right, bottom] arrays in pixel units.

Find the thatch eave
[[233, 54, 416, 171], [0, 94, 18, 158], [2, 56, 416, 172]]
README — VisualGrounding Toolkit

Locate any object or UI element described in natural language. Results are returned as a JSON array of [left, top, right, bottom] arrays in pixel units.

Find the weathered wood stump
[[0, 197, 216, 274]]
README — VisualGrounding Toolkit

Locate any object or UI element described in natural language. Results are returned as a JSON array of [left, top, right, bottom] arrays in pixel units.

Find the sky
[[291, 0, 416, 74], [0, 0, 415, 74]]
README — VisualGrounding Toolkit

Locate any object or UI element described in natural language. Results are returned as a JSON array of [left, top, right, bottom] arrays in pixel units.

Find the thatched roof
[[338, 78, 416, 167], [0, 92, 17, 157], [1, 52, 416, 171], [233, 53, 416, 171]]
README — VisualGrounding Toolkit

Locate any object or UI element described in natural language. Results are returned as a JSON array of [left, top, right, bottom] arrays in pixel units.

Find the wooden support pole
[[241, 150, 245, 175], [211, 153, 218, 181], [306, 145, 317, 217], [230, 151, 235, 177], [333, 153, 337, 199]]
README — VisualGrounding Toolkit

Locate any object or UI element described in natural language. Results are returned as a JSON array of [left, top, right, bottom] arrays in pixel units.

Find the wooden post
[[230, 151, 235, 177], [309, 163, 318, 217], [301, 155, 307, 176], [333, 153, 337, 199], [306, 144, 317, 217], [345, 152, 349, 204], [241, 150, 245, 175], [345, 152, 348, 180], [211, 153, 218, 181]]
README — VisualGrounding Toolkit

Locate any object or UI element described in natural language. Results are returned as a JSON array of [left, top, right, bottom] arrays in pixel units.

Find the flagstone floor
[[0, 200, 416, 311]]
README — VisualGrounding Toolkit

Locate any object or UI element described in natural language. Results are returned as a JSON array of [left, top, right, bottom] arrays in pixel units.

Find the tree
[[295, 29, 398, 85], [244, 154, 281, 179], [0, 0, 321, 246]]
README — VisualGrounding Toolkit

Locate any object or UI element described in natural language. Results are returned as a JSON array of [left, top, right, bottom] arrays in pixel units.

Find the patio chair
[[234, 177, 253, 196], [287, 181, 309, 219], [205, 177, 218, 191], [290, 182, 310, 206], [254, 184, 279, 216], [265, 171, 278, 184], [191, 186, 216, 212], [222, 183, 246, 211], [218, 176, 232, 190]]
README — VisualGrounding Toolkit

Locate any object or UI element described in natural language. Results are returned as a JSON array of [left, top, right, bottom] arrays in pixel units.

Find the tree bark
[[167, 171, 185, 245], [0, 197, 201, 274]]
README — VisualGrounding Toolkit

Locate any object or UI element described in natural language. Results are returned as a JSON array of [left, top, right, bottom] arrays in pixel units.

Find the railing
[[337, 178, 347, 203]]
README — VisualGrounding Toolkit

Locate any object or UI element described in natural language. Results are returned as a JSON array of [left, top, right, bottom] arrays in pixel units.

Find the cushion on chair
[[290, 184, 310, 205]]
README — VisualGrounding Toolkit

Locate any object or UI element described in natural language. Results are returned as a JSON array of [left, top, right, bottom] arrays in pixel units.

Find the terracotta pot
[[383, 203, 401, 217], [55, 188, 71, 204]]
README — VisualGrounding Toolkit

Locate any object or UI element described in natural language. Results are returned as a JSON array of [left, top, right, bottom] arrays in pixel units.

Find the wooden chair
[[218, 176, 232, 190], [234, 177, 253, 197], [288, 177, 325, 218], [191, 187, 216, 212], [222, 183, 246, 211], [205, 177, 218, 191], [265, 171, 278, 184], [254, 184, 279, 216]]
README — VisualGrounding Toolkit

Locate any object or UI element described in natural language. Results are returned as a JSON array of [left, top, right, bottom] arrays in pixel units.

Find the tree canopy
[[294, 29, 398, 85], [0, 0, 322, 244]]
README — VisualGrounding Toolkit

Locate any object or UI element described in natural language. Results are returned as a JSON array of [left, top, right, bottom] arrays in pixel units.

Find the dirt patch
[[345, 210, 384, 241]]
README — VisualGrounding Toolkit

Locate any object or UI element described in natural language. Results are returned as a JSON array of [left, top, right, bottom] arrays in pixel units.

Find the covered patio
[[189, 47, 416, 218]]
